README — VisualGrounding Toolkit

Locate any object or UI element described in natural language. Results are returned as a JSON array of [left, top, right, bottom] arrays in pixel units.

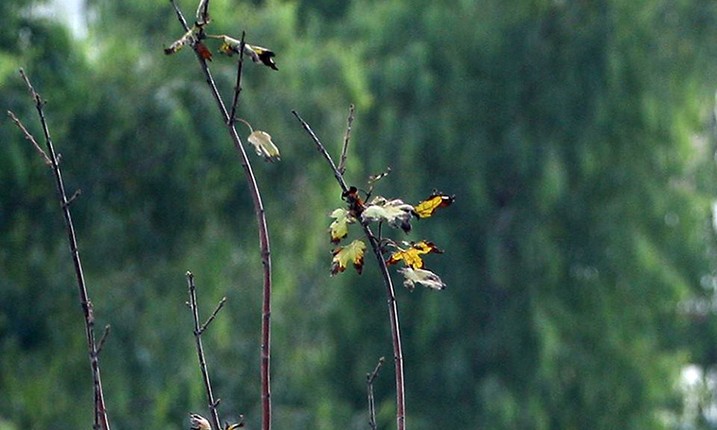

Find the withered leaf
[[386, 240, 443, 269], [247, 130, 280, 162], [413, 191, 455, 218], [398, 267, 446, 291], [361, 196, 414, 233]]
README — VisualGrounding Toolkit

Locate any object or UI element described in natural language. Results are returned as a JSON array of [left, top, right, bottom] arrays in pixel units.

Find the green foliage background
[[2, 0, 717, 429]]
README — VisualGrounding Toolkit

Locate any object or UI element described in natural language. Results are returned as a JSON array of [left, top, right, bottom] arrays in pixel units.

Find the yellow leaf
[[331, 240, 366, 275], [413, 192, 455, 218], [386, 241, 443, 269], [248, 130, 280, 162], [329, 208, 354, 243], [398, 267, 446, 291]]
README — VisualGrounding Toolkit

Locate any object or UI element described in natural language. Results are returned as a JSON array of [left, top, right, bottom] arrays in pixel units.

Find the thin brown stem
[[12, 68, 111, 430], [186, 271, 223, 430], [338, 104, 355, 175], [367, 357, 385, 430], [169, 4, 273, 430], [292, 109, 407, 430], [228, 31, 247, 126]]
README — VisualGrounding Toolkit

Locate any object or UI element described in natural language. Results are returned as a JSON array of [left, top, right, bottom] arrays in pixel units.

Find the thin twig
[[186, 271, 223, 430], [96, 325, 111, 356], [200, 296, 227, 334], [292, 110, 407, 430], [291, 111, 348, 191], [7, 110, 52, 165], [228, 31, 247, 126], [13, 68, 111, 430], [338, 104, 355, 175], [169, 4, 273, 430], [367, 357, 385, 430]]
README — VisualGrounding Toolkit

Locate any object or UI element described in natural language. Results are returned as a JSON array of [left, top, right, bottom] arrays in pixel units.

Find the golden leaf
[[329, 208, 354, 243], [248, 130, 281, 162], [331, 240, 366, 275], [386, 240, 443, 269], [398, 267, 446, 291], [413, 191, 455, 218], [361, 196, 414, 233]]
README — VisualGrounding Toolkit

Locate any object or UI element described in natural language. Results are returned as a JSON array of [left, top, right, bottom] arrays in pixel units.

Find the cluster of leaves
[[164, 0, 277, 69], [329, 185, 454, 291]]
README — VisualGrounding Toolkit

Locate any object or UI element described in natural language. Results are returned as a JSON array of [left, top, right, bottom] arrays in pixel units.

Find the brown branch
[[228, 31, 247, 127], [200, 296, 227, 334], [338, 104, 355, 175], [186, 271, 223, 430], [367, 357, 385, 430], [169, 3, 273, 430], [6, 110, 52, 165], [12, 68, 111, 430], [292, 109, 407, 430]]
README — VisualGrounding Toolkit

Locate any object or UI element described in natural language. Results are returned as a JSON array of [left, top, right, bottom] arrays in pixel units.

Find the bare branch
[[367, 357, 385, 430], [186, 271, 223, 430], [338, 104, 355, 175], [228, 31, 247, 126], [15, 68, 112, 430], [168, 4, 274, 430], [200, 296, 227, 334], [96, 325, 111, 356], [7, 110, 52, 165]]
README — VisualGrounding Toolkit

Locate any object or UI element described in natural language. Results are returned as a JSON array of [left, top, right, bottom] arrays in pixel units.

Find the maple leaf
[[361, 196, 415, 233], [213, 35, 278, 70], [331, 240, 366, 275], [386, 240, 443, 269], [329, 208, 355, 243], [190, 413, 211, 430], [398, 267, 446, 291], [247, 130, 280, 162], [413, 191, 455, 218]]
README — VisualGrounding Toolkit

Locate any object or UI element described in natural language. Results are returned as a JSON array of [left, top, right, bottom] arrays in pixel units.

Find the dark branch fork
[[8, 69, 112, 430]]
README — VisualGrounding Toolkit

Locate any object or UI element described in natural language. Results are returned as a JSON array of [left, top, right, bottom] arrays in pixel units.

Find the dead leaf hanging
[[398, 267, 446, 291], [329, 208, 355, 243], [247, 130, 281, 162]]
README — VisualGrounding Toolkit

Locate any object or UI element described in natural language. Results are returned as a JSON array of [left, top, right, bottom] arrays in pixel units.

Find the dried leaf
[[386, 240, 443, 269], [195, 0, 210, 25], [342, 186, 365, 217], [190, 413, 211, 430], [413, 191, 455, 218], [398, 267, 446, 291], [164, 27, 199, 55], [195, 41, 213, 61], [215, 35, 278, 70], [329, 208, 355, 243], [331, 240, 366, 275], [247, 130, 280, 162], [361, 196, 414, 233]]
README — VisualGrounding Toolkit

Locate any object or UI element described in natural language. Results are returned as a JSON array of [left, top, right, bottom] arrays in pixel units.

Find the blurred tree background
[[2, 0, 717, 429]]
